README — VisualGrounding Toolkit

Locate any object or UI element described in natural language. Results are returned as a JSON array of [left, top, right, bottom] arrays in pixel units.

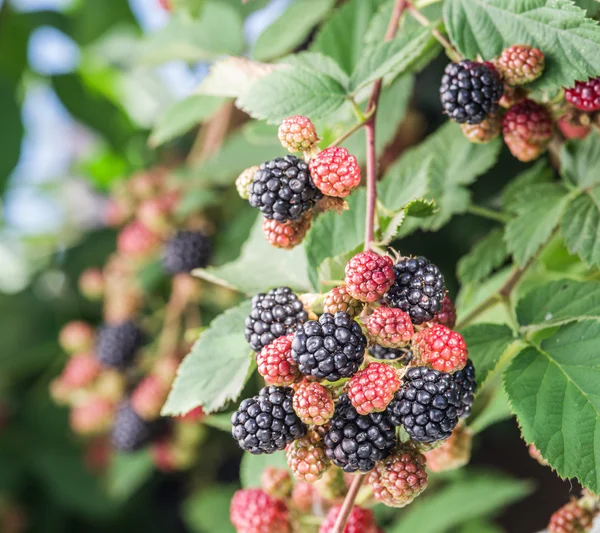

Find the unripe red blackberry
[[261, 467, 292, 499], [78, 268, 104, 301], [347, 362, 401, 415], [291, 482, 316, 513], [460, 115, 501, 144], [499, 84, 527, 109], [70, 396, 115, 436], [61, 353, 101, 389], [431, 294, 457, 328], [230, 489, 290, 533], [424, 424, 472, 472], [496, 45, 545, 85], [263, 212, 312, 250], [158, 0, 171, 11], [177, 406, 205, 424], [557, 115, 592, 140], [236, 166, 259, 200], [362, 307, 414, 348], [286, 430, 330, 483], [548, 500, 595, 533], [117, 220, 161, 259], [278, 116, 319, 153], [319, 505, 379, 533], [293, 380, 335, 425], [565, 77, 600, 111], [256, 334, 300, 386], [59, 321, 95, 354], [137, 192, 179, 233], [412, 324, 468, 373], [130, 375, 170, 420], [368, 445, 428, 507], [309, 146, 361, 198], [344, 251, 395, 303], [323, 285, 364, 317], [502, 99, 554, 162]]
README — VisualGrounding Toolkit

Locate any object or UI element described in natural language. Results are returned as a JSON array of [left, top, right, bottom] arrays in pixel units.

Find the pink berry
[[344, 251, 395, 303], [412, 324, 468, 373], [347, 362, 401, 415], [309, 147, 361, 198]]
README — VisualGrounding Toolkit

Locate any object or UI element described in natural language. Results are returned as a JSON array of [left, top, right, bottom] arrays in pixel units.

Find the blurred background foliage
[[0, 0, 593, 532]]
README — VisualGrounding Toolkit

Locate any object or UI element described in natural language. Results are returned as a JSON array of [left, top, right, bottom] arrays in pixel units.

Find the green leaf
[[405, 197, 437, 217], [162, 301, 253, 415], [137, 3, 244, 65], [444, 0, 600, 93], [390, 471, 532, 533], [516, 279, 600, 328], [305, 189, 366, 290], [203, 413, 233, 432], [504, 183, 571, 266], [106, 451, 154, 501], [457, 229, 508, 284], [195, 216, 311, 293], [282, 52, 350, 88], [237, 67, 347, 124], [561, 193, 600, 266], [504, 320, 600, 492], [469, 386, 513, 434], [458, 520, 505, 533], [575, 0, 600, 17], [501, 160, 554, 211], [240, 451, 289, 488], [0, 78, 23, 194], [311, 0, 387, 75], [183, 486, 237, 533], [149, 95, 224, 147], [378, 155, 432, 212], [253, 0, 336, 62], [459, 324, 515, 389], [561, 130, 600, 188]]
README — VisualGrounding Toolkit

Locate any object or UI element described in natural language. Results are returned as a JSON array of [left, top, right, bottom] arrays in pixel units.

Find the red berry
[[362, 307, 414, 348], [278, 116, 319, 153], [263, 213, 312, 250], [368, 446, 428, 508], [70, 396, 114, 436], [424, 424, 472, 472], [158, 0, 171, 10], [261, 467, 292, 499], [286, 430, 330, 483], [59, 321, 94, 354], [293, 381, 334, 425], [130, 375, 170, 420], [548, 501, 595, 533], [496, 45, 545, 85], [319, 505, 379, 533], [151, 438, 177, 472], [323, 285, 364, 317], [347, 362, 401, 415], [502, 99, 554, 162], [291, 482, 316, 513], [137, 192, 178, 233], [344, 252, 395, 303], [557, 115, 591, 140], [412, 324, 468, 373], [431, 294, 457, 328], [230, 489, 290, 533], [565, 77, 600, 112], [117, 220, 161, 259], [309, 147, 361, 198], [178, 406, 205, 424], [78, 268, 104, 300], [256, 334, 300, 386], [61, 353, 101, 389]]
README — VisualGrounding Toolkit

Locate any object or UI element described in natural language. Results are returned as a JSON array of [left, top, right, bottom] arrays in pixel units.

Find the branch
[[331, 475, 366, 533]]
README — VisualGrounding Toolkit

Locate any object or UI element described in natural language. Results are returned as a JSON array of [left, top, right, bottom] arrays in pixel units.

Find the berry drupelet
[[96, 320, 144, 370], [162, 230, 211, 274]]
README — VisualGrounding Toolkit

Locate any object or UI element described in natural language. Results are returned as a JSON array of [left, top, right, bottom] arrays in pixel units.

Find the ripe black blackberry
[[112, 402, 164, 452], [249, 155, 322, 222], [96, 321, 143, 370], [385, 256, 446, 325], [453, 359, 477, 419], [245, 287, 308, 352], [162, 230, 211, 274], [231, 386, 306, 454], [387, 366, 461, 443], [440, 60, 503, 124], [369, 345, 412, 363], [291, 312, 367, 381], [324, 394, 396, 473]]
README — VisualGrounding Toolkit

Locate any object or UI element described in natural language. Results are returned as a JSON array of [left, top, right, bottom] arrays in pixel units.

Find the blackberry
[[369, 345, 412, 363], [231, 386, 306, 454], [249, 155, 322, 222], [387, 366, 461, 443], [385, 256, 445, 325], [440, 60, 503, 124], [323, 394, 396, 473], [291, 312, 367, 382], [96, 321, 143, 370], [162, 230, 211, 274], [453, 359, 477, 419], [245, 287, 308, 352], [112, 402, 164, 452]]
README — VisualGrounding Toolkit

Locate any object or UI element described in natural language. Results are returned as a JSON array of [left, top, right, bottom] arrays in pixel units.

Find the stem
[[330, 108, 376, 148], [466, 204, 510, 223], [157, 274, 192, 355], [331, 475, 366, 533], [406, 2, 462, 62], [364, 0, 408, 252]]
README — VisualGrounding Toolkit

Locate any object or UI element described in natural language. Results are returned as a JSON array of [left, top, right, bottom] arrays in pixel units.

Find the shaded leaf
[[561, 193, 600, 266], [106, 451, 154, 501], [458, 229, 508, 284], [0, 78, 23, 194], [240, 451, 289, 488], [561, 130, 600, 188], [469, 386, 513, 434], [501, 160, 554, 212], [283, 52, 350, 88], [183, 486, 237, 533]]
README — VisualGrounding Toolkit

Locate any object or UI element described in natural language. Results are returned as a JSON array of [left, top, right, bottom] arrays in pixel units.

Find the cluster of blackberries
[[231, 251, 477, 508], [236, 116, 363, 250]]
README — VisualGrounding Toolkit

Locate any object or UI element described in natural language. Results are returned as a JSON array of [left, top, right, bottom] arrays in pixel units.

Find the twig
[[330, 108, 377, 147], [157, 274, 192, 355], [466, 204, 510, 223], [364, 0, 408, 252], [186, 101, 234, 167], [332, 475, 366, 533], [406, 2, 462, 62]]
